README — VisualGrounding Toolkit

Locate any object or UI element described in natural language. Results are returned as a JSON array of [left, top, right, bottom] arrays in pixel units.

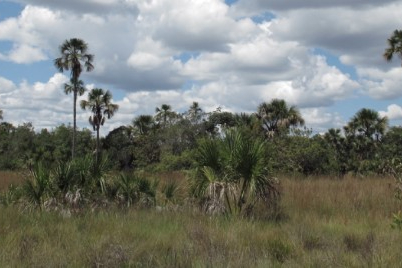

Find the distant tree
[[80, 88, 118, 162], [345, 108, 388, 140], [0, 109, 3, 120], [323, 128, 348, 174], [132, 115, 155, 135], [381, 126, 402, 161], [384, 29, 402, 66], [104, 126, 134, 169], [155, 104, 177, 127], [187, 102, 203, 124], [257, 99, 304, 137], [206, 110, 236, 135], [54, 38, 94, 159], [342, 108, 388, 173]]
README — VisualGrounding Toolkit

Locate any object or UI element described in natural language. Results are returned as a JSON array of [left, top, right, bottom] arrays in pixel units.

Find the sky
[[1, 0, 402, 136]]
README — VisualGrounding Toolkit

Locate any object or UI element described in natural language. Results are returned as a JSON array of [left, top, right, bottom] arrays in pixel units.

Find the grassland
[[1, 172, 402, 267]]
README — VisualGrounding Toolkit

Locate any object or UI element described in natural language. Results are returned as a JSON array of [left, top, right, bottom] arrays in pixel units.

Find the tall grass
[[1, 174, 402, 267], [0, 171, 23, 190]]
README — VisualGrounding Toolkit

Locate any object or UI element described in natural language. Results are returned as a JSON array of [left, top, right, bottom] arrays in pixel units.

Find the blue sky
[[1, 0, 402, 135]]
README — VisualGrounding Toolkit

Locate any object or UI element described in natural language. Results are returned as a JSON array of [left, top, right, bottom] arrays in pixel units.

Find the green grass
[[1, 174, 402, 267]]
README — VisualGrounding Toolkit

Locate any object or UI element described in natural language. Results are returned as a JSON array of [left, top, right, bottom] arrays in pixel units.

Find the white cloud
[[359, 67, 402, 100], [2, 0, 402, 134], [0, 73, 73, 129], [7, 44, 47, 63], [231, 0, 401, 16], [0, 77, 16, 94], [266, 3, 402, 69], [379, 104, 402, 120]]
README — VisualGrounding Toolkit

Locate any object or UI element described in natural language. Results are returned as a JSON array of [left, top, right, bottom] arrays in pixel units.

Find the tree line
[[1, 99, 401, 177]]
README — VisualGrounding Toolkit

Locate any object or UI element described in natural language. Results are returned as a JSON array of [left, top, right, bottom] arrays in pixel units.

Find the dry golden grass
[[1, 173, 402, 267], [0, 171, 24, 191], [281, 175, 400, 220]]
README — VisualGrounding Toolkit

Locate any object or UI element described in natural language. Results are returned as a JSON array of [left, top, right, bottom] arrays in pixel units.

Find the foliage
[[267, 134, 339, 176], [155, 104, 178, 127], [384, 29, 402, 65], [103, 126, 134, 170], [23, 162, 52, 209], [385, 158, 402, 230], [257, 99, 304, 137], [190, 128, 280, 216], [81, 88, 119, 163], [115, 173, 159, 208]]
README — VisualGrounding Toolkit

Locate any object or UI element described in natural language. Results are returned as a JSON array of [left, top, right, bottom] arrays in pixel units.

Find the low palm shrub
[[23, 162, 52, 210], [190, 128, 280, 217]]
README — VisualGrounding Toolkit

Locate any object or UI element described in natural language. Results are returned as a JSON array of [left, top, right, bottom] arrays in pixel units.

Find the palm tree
[[187, 101, 203, 123], [384, 29, 402, 65], [155, 104, 176, 127], [54, 38, 94, 159], [80, 88, 118, 162], [257, 99, 304, 137], [132, 114, 155, 135], [191, 128, 279, 216], [345, 108, 388, 140], [64, 78, 86, 150]]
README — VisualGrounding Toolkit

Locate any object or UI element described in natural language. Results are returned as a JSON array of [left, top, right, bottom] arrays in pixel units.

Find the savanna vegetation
[[1, 32, 402, 266]]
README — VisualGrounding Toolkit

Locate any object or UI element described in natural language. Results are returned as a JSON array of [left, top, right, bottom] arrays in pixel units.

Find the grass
[[0, 170, 24, 190], [1, 173, 402, 267]]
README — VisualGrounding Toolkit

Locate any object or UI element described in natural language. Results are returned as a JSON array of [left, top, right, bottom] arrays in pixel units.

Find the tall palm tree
[[384, 29, 402, 65], [345, 108, 388, 140], [54, 38, 94, 159], [257, 99, 304, 137], [64, 78, 86, 145], [80, 88, 118, 162]]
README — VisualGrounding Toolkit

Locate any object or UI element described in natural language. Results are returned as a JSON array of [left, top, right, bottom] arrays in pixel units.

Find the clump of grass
[[343, 232, 375, 264], [267, 238, 294, 263], [86, 242, 129, 267]]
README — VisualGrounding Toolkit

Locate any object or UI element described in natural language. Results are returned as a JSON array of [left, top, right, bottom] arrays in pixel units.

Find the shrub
[[190, 128, 280, 217]]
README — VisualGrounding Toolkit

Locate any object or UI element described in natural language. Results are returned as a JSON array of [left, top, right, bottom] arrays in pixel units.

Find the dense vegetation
[[0, 101, 399, 176], [1, 31, 402, 266]]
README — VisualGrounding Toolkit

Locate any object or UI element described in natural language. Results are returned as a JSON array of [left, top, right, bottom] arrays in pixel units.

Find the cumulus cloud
[[0, 73, 71, 129], [301, 107, 344, 133], [0, 77, 16, 93], [359, 67, 402, 100], [230, 0, 401, 18], [379, 104, 402, 120], [2, 0, 402, 134], [267, 4, 402, 69], [7, 44, 47, 63], [12, 0, 139, 15]]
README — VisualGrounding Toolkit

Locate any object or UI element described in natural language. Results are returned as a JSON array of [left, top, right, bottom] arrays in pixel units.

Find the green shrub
[[22, 162, 52, 209]]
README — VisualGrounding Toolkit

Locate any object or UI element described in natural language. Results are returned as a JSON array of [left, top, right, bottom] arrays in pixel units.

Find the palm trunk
[[72, 90, 77, 159], [96, 125, 100, 164]]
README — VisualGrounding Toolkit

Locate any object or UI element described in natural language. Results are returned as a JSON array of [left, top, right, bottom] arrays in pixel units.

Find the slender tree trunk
[[96, 125, 100, 164], [72, 90, 77, 160]]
